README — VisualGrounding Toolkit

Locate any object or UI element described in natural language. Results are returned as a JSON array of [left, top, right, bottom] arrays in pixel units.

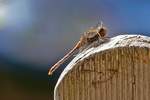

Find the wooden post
[[54, 35, 150, 100]]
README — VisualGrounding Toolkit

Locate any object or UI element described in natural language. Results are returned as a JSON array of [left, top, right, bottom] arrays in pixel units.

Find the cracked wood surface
[[54, 35, 150, 100]]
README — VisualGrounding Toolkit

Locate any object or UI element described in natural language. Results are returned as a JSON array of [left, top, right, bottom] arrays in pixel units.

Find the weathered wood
[[54, 35, 150, 100]]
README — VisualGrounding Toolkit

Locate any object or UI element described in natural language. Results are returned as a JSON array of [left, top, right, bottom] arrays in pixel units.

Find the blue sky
[[0, 0, 150, 69]]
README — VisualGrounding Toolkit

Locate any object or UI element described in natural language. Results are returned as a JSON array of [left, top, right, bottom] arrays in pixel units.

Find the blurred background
[[0, 0, 150, 100]]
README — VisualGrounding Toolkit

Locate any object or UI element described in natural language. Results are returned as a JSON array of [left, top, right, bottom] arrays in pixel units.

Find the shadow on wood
[[54, 35, 150, 100]]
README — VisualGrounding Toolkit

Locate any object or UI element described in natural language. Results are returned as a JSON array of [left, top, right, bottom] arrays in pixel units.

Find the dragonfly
[[48, 21, 108, 75]]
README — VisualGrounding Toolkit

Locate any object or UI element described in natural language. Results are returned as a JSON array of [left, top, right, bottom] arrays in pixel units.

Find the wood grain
[[54, 35, 150, 100]]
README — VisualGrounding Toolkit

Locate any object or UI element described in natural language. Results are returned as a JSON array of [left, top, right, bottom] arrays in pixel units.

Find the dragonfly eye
[[98, 27, 107, 37]]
